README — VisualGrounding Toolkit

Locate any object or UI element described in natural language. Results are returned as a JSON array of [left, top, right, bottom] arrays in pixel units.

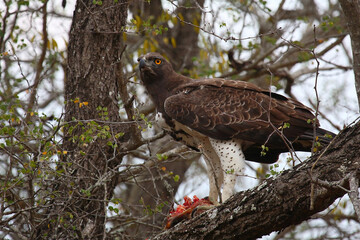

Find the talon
[[191, 204, 217, 218], [165, 195, 215, 228]]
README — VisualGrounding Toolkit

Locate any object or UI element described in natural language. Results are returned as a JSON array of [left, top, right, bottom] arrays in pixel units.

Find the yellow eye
[[154, 59, 162, 65]]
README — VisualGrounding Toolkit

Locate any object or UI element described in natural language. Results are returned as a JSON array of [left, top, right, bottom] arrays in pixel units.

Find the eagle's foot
[[191, 202, 218, 218], [165, 196, 214, 229]]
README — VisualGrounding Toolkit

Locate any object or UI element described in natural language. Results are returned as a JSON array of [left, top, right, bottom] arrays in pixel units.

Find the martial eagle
[[138, 52, 334, 203]]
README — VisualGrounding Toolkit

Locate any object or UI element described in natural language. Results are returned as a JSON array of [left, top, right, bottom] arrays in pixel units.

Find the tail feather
[[300, 127, 335, 144], [244, 127, 336, 163], [293, 127, 336, 151]]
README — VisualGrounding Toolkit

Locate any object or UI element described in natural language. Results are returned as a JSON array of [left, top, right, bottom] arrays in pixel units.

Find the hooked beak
[[138, 57, 147, 70], [137, 56, 156, 76]]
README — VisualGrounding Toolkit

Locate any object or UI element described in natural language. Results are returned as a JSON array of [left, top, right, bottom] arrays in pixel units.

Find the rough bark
[[64, 0, 129, 237], [35, 1, 133, 239], [153, 121, 360, 239], [339, 0, 360, 110]]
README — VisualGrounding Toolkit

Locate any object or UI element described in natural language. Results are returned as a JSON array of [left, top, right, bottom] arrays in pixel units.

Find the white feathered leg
[[199, 139, 223, 204], [209, 138, 245, 202]]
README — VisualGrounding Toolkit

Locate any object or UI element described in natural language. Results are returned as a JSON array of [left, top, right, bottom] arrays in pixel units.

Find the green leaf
[[17, 0, 30, 6], [283, 122, 290, 129], [115, 132, 124, 138], [173, 175, 180, 182], [156, 153, 168, 160]]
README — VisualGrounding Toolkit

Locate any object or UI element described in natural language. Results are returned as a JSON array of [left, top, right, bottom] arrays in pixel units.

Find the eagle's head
[[137, 52, 173, 83], [137, 52, 193, 112]]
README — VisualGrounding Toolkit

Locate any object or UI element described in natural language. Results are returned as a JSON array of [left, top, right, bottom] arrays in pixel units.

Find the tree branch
[[349, 172, 360, 222], [25, 0, 48, 122], [152, 121, 360, 240], [339, 0, 360, 110]]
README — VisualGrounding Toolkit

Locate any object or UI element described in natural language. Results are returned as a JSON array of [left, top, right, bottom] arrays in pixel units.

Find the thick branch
[[153, 121, 360, 240]]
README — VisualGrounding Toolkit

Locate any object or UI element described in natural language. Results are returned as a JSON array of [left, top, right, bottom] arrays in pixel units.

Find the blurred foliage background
[[0, 0, 359, 239]]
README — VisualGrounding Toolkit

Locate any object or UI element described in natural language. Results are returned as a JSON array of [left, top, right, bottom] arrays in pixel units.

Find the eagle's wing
[[164, 79, 315, 148]]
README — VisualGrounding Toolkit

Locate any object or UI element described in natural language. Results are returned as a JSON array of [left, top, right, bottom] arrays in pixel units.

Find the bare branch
[[25, 0, 49, 122], [339, 0, 360, 110], [349, 172, 360, 222]]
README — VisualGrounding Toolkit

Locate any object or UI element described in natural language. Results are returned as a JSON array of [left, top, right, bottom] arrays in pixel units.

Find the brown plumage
[[138, 52, 334, 203]]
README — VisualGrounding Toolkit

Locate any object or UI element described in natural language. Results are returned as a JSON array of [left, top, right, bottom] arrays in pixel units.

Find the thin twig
[[311, 25, 321, 156], [25, 0, 49, 123], [310, 25, 321, 211]]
